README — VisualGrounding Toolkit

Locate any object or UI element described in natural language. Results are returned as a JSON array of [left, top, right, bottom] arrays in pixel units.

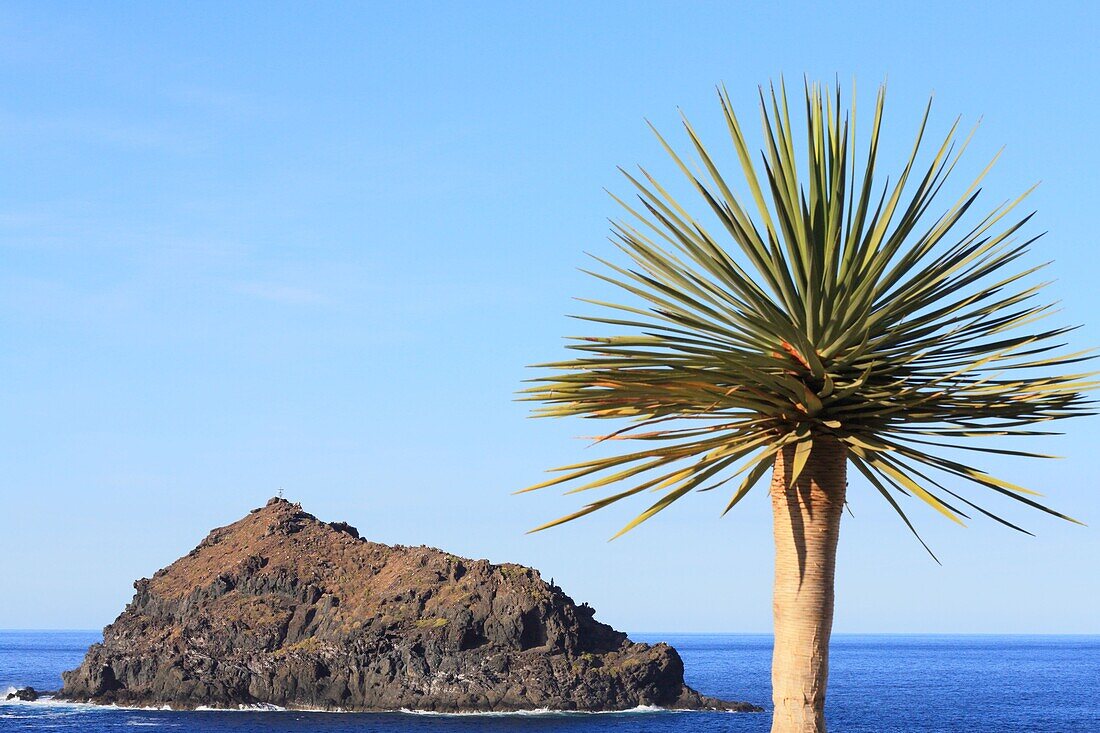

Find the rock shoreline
[[60, 498, 759, 713], [5, 687, 40, 702]]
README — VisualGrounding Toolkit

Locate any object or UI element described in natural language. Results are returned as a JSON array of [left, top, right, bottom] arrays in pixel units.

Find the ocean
[[2, 631, 1097, 732]]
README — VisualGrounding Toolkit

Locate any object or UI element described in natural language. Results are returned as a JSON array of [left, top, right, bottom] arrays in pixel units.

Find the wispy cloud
[[165, 85, 263, 120], [231, 281, 326, 305], [0, 109, 200, 153]]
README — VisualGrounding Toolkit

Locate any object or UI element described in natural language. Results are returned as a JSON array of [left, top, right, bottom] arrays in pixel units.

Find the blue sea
[[2, 631, 1098, 732]]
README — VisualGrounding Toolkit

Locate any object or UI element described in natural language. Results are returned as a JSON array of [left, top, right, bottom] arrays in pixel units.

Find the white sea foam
[[0, 695, 172, 713], [395, 704, 674, 716], [193, 703, 286, 712], [2, 695, 752, 717]]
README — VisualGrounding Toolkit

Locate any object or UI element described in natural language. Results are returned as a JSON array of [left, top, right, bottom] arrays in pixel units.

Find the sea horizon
[[3, 7, 1099, 733], [5, 630, 1099, 732], [6, 628, 1098, 637]]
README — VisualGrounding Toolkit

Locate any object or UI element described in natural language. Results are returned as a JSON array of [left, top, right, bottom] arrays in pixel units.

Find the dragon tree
[[520, 81, 1094, 733]]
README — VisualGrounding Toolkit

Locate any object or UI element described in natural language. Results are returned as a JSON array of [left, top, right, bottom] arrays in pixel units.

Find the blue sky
[[2, 2, 1098, 633]]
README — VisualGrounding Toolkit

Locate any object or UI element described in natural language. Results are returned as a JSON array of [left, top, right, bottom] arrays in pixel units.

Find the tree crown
[[521, 81, 1095, 551]]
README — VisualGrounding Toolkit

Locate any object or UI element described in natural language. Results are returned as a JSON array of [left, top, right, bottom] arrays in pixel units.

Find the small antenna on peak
[[277, 487, 284, 499]]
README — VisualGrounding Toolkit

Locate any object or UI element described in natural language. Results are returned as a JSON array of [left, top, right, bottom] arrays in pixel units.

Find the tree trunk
[[769, 436, 847, 733]]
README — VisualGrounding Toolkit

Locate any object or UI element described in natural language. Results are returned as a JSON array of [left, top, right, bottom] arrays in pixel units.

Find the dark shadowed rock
[[60, 499, 759, 712], [6, 687, 38, 701]]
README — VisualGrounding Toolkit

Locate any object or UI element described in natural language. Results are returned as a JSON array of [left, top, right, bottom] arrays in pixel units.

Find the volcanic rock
[[60, 498, 758, 712], [5, 687, 38, 701]]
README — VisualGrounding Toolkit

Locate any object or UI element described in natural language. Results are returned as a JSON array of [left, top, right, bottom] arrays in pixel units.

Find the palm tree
[[520, 81, 1095, 733]]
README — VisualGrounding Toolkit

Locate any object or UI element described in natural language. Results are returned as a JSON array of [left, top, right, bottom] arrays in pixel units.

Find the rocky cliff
[[61, 498, 757, 712]]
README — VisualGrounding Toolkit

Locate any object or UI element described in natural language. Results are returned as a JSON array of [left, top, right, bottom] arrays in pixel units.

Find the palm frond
[[522, 80, 1095, 542]]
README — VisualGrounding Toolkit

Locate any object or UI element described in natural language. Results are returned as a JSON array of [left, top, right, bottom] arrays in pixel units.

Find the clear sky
[[2, 1, 1098, 633]]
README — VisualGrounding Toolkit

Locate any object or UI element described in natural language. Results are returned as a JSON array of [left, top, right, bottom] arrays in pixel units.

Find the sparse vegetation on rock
[[60, 498, 758, 712]]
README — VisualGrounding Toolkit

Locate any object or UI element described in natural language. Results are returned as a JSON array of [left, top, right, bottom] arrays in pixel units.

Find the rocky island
[[61, 498, 758, 713]]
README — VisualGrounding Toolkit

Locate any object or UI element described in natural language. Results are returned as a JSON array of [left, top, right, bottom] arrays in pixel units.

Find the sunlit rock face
[[61, 498, 758, 712]]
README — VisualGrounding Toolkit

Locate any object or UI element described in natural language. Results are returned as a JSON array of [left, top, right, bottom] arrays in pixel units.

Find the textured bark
[[769, 437, 847, 733]]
